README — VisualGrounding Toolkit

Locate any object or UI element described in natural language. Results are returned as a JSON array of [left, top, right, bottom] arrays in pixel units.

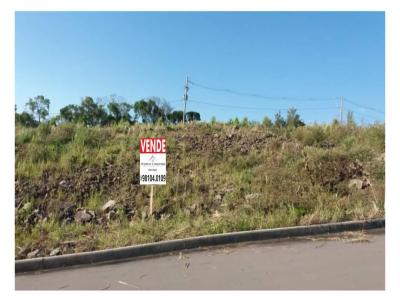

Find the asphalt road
[[15, 229, 384, 290]]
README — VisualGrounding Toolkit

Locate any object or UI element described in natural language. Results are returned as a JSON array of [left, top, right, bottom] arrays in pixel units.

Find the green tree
[[15, 111, 38, 127], [25, 95, 50, 123], [274, 111, 286, 128], [286, 107, 305, 129], [185, 111, 201, 122], [167, 110, 184, 124], [107, 101, 133, 124], [241, 117, 250, 127], [262, 116, 273, 128], [133, 99, 165, 124], [346, 111, 356, 127], [80, 97, 108, 126], [59, 104, 81, 123], [48, 115, 61, 126]]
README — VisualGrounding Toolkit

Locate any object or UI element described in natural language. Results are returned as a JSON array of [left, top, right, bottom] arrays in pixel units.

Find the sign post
[[150, 185, 154, 215], [139, 138, 167, 216]]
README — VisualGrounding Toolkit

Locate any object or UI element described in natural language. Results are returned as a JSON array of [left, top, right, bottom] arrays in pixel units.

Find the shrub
[[15, 127, 34, 145], [262, 116, 273, 128], [296, 125, 326, 146], [48, 123, 76, 146]]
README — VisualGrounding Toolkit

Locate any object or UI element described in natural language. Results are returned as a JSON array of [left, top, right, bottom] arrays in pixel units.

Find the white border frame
[[1, 0, 399, 300]]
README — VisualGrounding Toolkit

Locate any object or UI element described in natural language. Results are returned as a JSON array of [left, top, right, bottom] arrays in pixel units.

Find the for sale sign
[[139, 138, 166, 185]]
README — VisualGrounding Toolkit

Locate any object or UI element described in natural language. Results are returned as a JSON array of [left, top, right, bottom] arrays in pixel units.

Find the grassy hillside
[[15, 121, 385, 258]]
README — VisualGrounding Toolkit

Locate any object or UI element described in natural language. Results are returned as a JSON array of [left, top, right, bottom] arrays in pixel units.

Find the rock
[[74, 209, 93, 224], [141, 210, 148, 219], [153, 203, 172, 219], [49, 247, 61, 257], [102, 200, 117, 213], [160, 213, 171, 220], [24, 210, 40, 226], [16, 246, 28, 259], [245, 193, 261, 201], [212, 210, 221, 218], [189, 204, 197, 214], [21, 202, 32, 212], [362, 178, 371, 189], [348, 179, 363, 189], [183, 208, 191, 217], [59, 202, 76, 222], [126, 209, 136, 219], [27, 249, 40, 259], [96, 217, 105, 225], [214, 194, 222, 202], [348, 178, 370, 190], [106, 210, 117, 221], [87, 210, 96, 218], [59, 180, 68, 188]]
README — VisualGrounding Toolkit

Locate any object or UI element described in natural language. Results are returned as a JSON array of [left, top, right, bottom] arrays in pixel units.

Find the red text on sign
[[140, 138, 166, 153]]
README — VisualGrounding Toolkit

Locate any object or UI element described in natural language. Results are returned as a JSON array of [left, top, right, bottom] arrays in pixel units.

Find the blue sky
[[15, 12, 385, 123]]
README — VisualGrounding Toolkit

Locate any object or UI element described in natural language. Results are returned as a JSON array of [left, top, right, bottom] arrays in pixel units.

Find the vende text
[[140, 138, 166, 154]]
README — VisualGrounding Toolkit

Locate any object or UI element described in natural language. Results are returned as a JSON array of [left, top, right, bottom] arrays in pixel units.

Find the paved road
[[16, 229, 384, 290]]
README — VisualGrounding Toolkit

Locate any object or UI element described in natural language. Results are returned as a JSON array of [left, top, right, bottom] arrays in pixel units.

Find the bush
[[48, 123, 76, 146], [73, 126, 105, 148], [262, 116, 273, 128], [36, 123, 52, 137], [15, 127, 34, 145], [295, 125, 326, 146], [29, 144, 60, 163], [361, 124, 385, 152]]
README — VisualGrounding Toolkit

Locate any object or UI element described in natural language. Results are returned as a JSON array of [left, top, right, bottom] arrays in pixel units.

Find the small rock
[[21, 202, 32, 212], [59, 180, 68, 188], [16, 246, 28, 259], [212, 210, 221, 218], [49, 247, 61, 257], [214, 194, 222, 202], [59, 203, 76, 222], [189, 204, 197, 214], [102, 200, 117, 213], [127, 209, 136, 219], [160, 213, 171, 220], [348, 178, 370, 190], [106, 210, 117, 221], [141, 210, 148, 220], [362, 178, 371, 189], [348, 179, 363, 189], [27, 249, 40, 259], [245, 193, 261, 201], [74, 209, 93, 224]]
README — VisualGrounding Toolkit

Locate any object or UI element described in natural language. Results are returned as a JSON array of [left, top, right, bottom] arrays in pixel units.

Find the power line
[[350, 110, 383, 122], [190, 99, 338, 112], [189, 80, 339, 102], [343, 98, 384, 115]]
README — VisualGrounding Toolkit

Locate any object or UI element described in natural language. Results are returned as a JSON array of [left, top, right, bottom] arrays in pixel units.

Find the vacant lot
[[15, 122, 385, 259]]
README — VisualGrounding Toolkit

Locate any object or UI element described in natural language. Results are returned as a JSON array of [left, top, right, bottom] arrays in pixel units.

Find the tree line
[[15, 95, 201, 127], [15, 95, 323, 129]]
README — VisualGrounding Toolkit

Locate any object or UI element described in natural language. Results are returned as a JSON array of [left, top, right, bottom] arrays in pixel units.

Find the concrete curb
[[15, 218, 384, 273]]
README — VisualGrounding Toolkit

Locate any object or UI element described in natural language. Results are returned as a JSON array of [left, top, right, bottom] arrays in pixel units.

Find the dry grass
[[15, 121, 385, 258]]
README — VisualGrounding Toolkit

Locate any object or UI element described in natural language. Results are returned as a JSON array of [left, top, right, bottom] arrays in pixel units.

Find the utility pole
[[183, 76, 189, 124], [340, 96, 344, 124]]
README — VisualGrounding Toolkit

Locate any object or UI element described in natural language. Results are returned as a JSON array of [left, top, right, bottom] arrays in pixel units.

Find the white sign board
[[139, 138, 166, 185]]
